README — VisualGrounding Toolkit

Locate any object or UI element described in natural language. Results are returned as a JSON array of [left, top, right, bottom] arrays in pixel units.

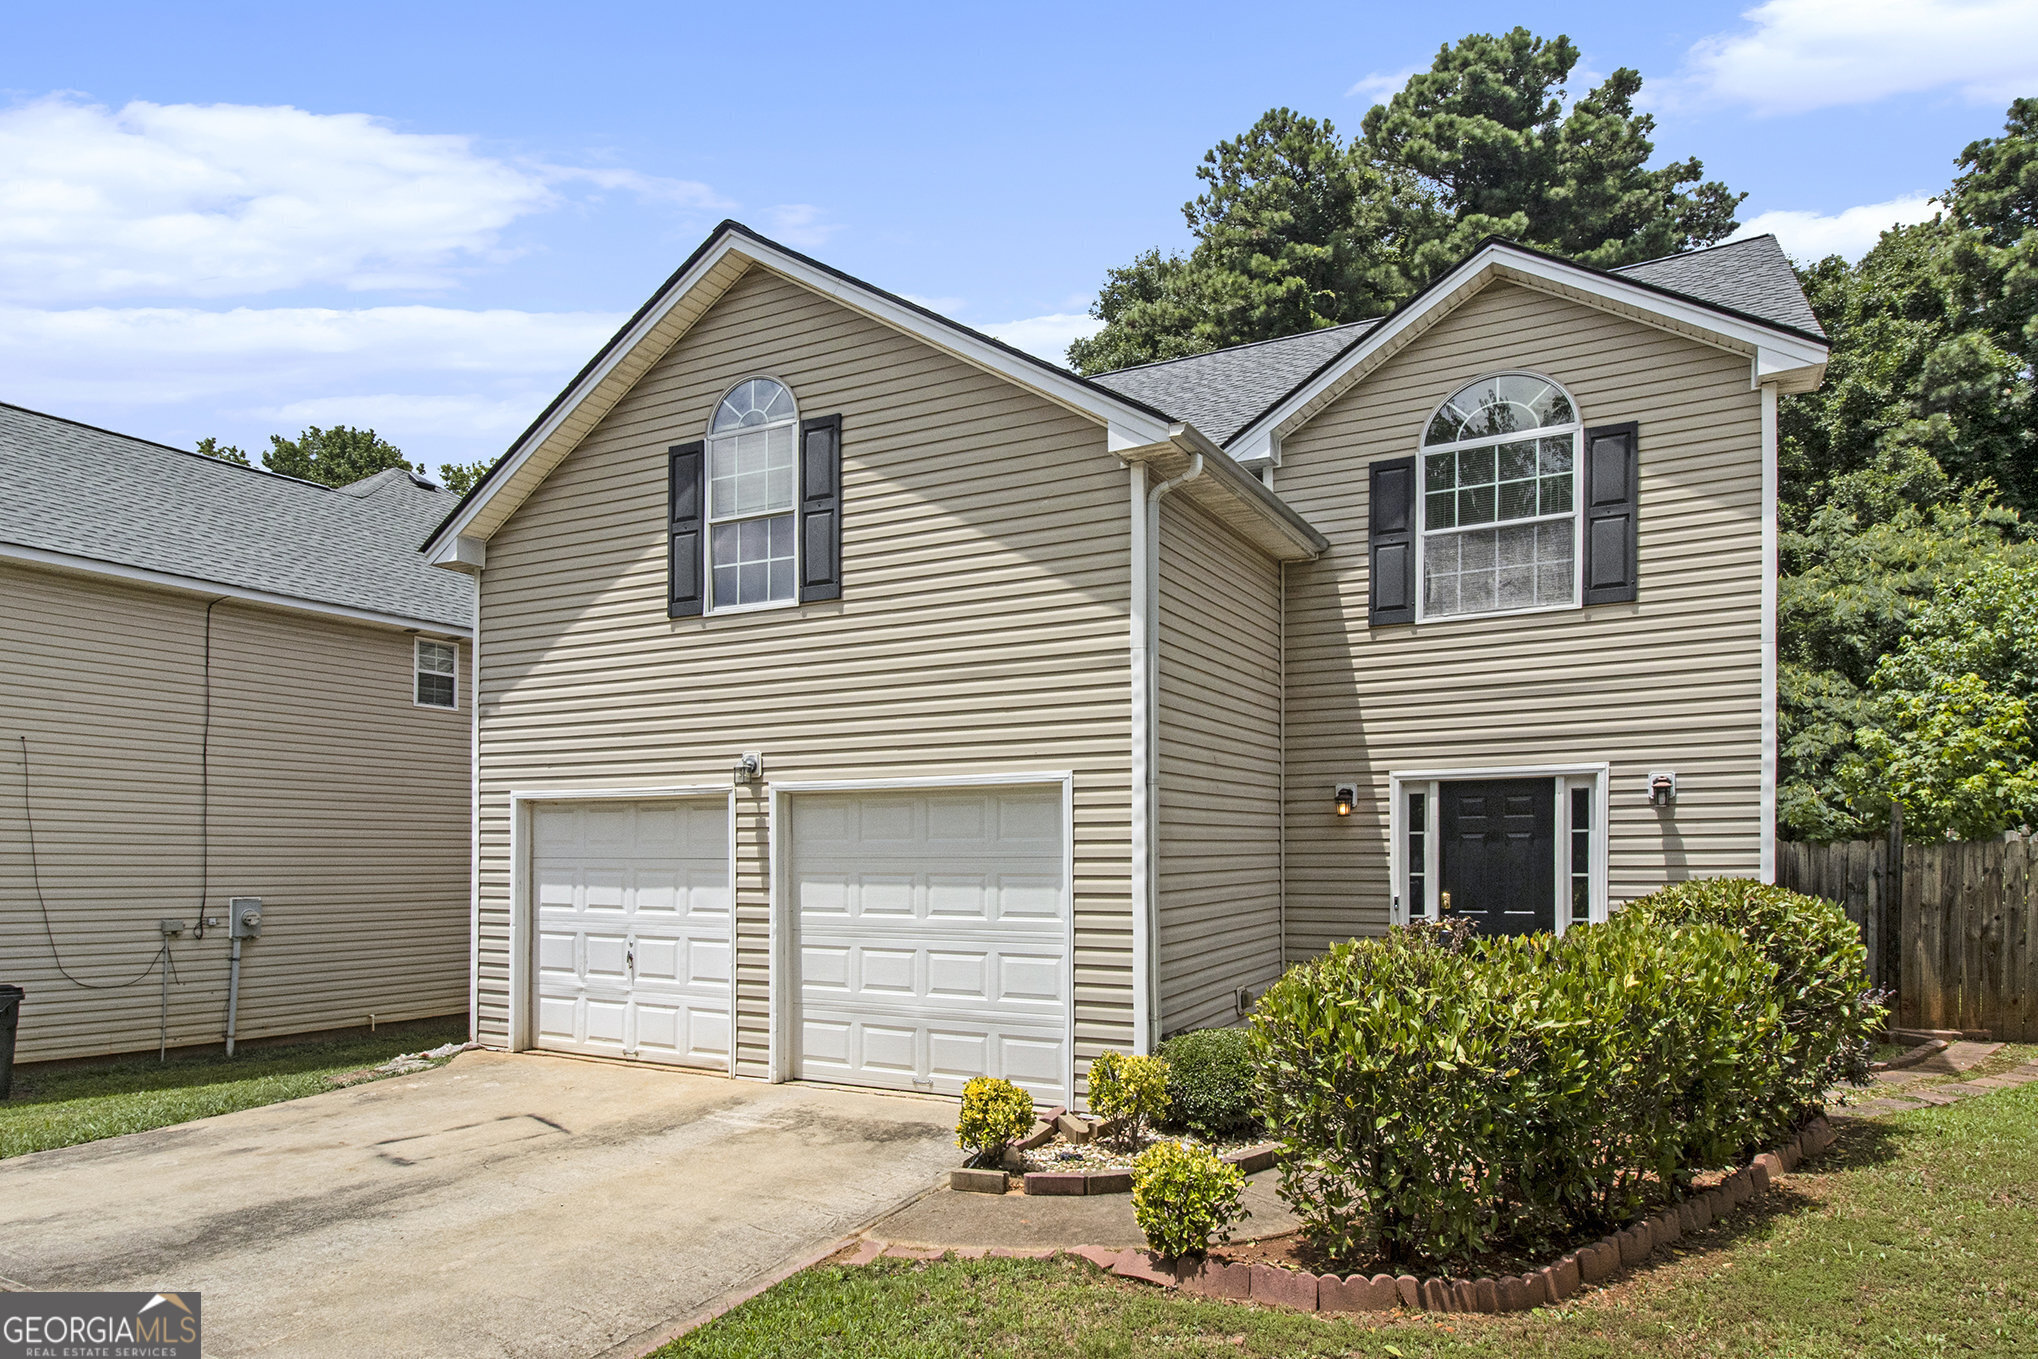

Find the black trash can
[[0, 984, 22, 1101]]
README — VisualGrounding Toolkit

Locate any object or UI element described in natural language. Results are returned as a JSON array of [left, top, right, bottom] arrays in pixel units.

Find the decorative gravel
[[1019, 1130, 1266, 1174]]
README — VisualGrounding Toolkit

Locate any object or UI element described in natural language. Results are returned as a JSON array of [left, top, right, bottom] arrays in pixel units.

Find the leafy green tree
[[436, 460, 491, 496], [262, 425, 419, 488], [1777, 448, 2032, 839], [194, 436, 249, 465], [1837, 561, 2038, 839], [1069, 27, 1742, 373]]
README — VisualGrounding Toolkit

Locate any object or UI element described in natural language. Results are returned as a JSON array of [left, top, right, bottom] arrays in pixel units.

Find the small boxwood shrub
[[1088, 1051, 1170, 1146], [956, 1076, 1035, 1167], [1131, 1140, 1246, 1258], [1252, 879, 1866, 1268], [1158, 1026, 1261, 1139]]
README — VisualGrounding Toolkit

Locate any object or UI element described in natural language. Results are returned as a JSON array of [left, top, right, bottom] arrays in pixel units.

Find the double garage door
[[529, 785, 1070, 1104]]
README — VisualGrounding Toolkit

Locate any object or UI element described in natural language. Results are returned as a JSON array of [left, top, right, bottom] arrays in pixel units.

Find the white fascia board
[[1228, 242, 1831, 452], [0, 539, 471, 637], [429, 534, 486, 572], [1114, 427, 1327, 561], [427, 229, 1176, 557]]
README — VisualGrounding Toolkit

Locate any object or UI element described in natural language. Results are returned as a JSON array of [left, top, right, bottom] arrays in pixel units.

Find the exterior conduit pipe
[[1138, 451, 1203, 1052]]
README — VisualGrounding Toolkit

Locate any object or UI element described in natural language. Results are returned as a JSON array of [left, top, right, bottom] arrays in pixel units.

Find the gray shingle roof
[[1612, 234, 1824, 339], [0, 402, 471, 631], [1087, 234, 1824, 449], [1088, 320, 1379, 446]]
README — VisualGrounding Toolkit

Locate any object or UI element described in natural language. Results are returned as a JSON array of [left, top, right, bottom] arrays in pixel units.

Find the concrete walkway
[[1836, 1040, 2038, 1118], [0, 1050, 958, 1359]]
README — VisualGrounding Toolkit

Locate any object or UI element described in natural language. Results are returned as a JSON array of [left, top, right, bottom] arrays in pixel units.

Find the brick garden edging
[[950, 1141, 1279, 1196], [914, 1118, 1837, 1314]]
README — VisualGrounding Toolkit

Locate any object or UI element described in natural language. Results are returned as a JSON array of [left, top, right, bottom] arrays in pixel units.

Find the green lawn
[[666, 1063, 2038, 1358], [0, 1015, 468, 1159]]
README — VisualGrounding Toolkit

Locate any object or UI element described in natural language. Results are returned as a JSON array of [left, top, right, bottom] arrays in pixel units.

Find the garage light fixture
[[1333, 782, 1358, 817], [733, 752, 764, 786]]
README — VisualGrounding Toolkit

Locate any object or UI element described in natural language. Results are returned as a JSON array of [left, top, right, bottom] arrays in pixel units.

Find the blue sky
[[4, 0, 2035, 471]]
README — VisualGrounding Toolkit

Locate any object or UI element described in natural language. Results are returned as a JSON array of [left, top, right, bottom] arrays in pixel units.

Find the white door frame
[[1387, 762, 1609, 935], [767, 771, 1076, 1096], [507, 784, 737, 1062]]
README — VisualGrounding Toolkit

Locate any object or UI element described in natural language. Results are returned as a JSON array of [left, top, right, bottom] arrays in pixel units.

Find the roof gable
[[424, 221, 1182, 560], [1220, 238, 1829, 461]]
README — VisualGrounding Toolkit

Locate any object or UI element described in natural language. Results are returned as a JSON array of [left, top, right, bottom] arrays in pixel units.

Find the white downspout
[[1128, 463, 1151, 1055], [468, 571, 482, 1045], [1759, 384, 1779, 884], [1138, 452, 1203, 1052]]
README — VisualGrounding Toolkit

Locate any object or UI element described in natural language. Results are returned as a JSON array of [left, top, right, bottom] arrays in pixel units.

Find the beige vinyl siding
[[1155, 495, 1283, 1034], [1277, 279, 1766, 953], [0, 560, 471, 1062], [474, 264, 1135, 1078]]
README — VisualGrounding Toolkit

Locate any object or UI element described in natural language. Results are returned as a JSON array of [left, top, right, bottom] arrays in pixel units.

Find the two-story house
[[424, 222, 1827, 1107]]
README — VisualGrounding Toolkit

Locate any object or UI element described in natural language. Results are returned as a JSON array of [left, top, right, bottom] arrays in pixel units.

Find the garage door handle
[[626, 938, 635, 973]]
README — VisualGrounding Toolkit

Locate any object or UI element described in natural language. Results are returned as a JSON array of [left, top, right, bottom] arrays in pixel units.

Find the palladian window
[[1419, 374, 1581, 619], [706, 377, 799, 610]]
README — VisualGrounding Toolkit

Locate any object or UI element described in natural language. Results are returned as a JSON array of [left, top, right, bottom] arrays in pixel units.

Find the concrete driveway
[[0, 1050, 958, 1358]]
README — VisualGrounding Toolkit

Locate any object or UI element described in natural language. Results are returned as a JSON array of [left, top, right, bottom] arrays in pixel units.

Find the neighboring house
[[424, 222, 1827, 1107], [1, 404, 474, 1062]]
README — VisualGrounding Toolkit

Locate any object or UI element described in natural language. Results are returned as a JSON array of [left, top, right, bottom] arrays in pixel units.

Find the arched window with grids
[[705, 377, 799, 610], [1417, 373, 1582, 620]]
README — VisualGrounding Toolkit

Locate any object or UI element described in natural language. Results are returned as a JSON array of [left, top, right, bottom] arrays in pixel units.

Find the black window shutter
[[667, 440, 705, 618], [1581, 421, 1639, 605], [799, 414, 843, 602], [1369, 455, 1417, 626]]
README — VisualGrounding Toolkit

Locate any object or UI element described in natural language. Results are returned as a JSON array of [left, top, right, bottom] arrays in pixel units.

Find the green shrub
[[1158, 1027, 1261, 1139], [1088, 1051, 1170, 1147], [1251, 898, 1792, 1267], [956, 1076, 1035, 1167], [1628, 877, 1886, 1123], [1131, 1140, 1247, 1258]]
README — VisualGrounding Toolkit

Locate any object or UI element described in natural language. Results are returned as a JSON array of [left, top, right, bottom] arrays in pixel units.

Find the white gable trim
[[425, 225, 1176, 563], [1226, 242, 1830, 462]]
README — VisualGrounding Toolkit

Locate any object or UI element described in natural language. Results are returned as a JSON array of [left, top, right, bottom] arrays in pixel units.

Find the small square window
[[415, 638, 457, 709]]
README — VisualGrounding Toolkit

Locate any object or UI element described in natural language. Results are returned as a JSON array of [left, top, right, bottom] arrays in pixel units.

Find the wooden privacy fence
[[1778, 836, 2038, 1042]]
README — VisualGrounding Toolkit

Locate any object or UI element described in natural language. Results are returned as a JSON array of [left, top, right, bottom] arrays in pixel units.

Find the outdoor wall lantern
[[1649, 770, 1677, 807], [1333, 782, 1358, 817], [733, 752, 764, 786]]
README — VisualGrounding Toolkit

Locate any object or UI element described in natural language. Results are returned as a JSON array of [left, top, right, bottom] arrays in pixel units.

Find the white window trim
[[704, 374, 802, 617], [1387, 762, 1609, 937], [413, 637, 460, 711], [1414, 371, 1585, 625]]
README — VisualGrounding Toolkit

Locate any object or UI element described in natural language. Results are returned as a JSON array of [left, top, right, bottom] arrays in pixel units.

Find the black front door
[[1439, 779, 1556, 936]]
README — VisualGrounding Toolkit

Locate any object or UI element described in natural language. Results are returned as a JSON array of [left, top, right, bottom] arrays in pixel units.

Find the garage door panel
[[791, 784, 1068, 1104], [531, 798, 731, 1070]]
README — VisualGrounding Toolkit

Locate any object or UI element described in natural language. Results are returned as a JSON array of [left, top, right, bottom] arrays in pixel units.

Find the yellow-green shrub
[[1088, 1051, 1170, 1146], [1131, 1140, 1246, 1258], [956, 1076, 1035, 1167]]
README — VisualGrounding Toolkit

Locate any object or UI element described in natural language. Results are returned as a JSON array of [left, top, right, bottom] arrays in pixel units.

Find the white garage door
[[790, 785, 1070, 1105], [532, 798, 731, 1068]]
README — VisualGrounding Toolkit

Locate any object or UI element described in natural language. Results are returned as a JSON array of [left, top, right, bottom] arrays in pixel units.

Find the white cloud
[[1345, 68, 1419, 103], [765, 203, 840, 249], [1677, 0, 2038, 115], [0, 95, 735, 305], [1732, 194, 1941, 261], [0, 303, 621, 461], [979, 312, 1102, 365]]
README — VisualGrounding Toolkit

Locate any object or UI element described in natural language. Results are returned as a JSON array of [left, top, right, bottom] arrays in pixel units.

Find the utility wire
[[16, 734, 168, 990]]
